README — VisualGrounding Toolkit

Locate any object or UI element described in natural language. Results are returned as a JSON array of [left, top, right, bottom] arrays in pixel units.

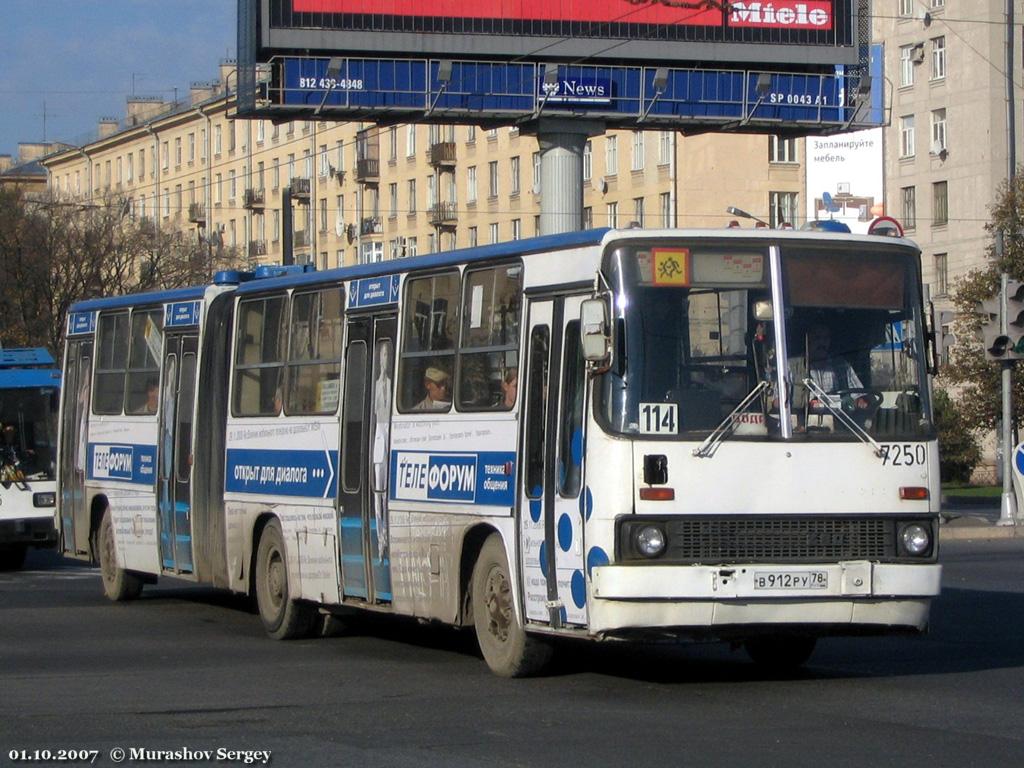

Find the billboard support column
[[529, 119, 603, 236]]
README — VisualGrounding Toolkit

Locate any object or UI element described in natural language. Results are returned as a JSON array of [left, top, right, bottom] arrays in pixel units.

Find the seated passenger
[[414, 366, 451, 411]]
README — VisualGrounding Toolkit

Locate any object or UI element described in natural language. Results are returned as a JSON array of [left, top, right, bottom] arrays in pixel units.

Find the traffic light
[[938, 310, 956, 365], [978, 280, 1024, 360]]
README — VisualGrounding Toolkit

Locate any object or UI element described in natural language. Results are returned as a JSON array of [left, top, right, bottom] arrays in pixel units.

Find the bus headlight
[[635, 525, 667, 558], [899, 523, 931, 556], [33, 492, 56, 508]]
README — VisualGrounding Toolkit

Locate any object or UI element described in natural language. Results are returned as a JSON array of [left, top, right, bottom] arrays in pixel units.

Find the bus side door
[[157, 334, 198, 574], [338, 314, 396, 604], [59, 340, 92, 557], [520, 295, 588, 628]]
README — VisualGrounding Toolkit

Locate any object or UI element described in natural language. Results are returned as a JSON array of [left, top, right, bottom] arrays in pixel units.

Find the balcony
[[360, 216, 383, 236], [428, 201, 458, 228], [428, 141, 457, 168], [293, 230, 311, 248], [187, 203, 206, 224], [248, 240, 267, 258], [289, 177, 311, 201], [243, 188, 265, 209], [356, 158, 379, 183]]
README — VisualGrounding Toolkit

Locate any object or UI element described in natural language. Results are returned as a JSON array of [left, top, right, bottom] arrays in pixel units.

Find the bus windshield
[[597, 240, 932, 441], [0, 387, 60, 479]]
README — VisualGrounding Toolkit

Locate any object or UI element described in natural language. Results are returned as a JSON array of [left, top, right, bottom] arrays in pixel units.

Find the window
[[161, 141, 169, 170], [558, 320, 585, 497], [284, 289, 344, 415], [631, 131, 644, 171], [633, 197, 645, 227], [272, 159, 280, 190], [214, 125, 222, 155], [769, 135, 797, 163], [228, 122, 236, 152], [389, 183, 398, 217], [935, 253, 948, 296], [660, 192, 672, 227], [931, 37, 946, 80], [319, 144, 329, 176], [900, 115, 916, 158], [94, 310, 162, 415], [582, 142, 592, 181], [407, 179, 417, 214], [398, 272, 460, 412], [467, 166, 477, 203], [427, 174, 437, 208], [256, 120, 264, 143], [489, 223, 499, 243], [319, 198, 328, 231], [899, 45, 916, 88], [174, 137, 182, 167], [466, 126, 476, 143], [933, 181, 948, 226], [769, 191, 798, 228], [335, 140, 344, 172], [901, 186, 916, 229], [606, 202, 618, 228], [341, 341, 366, 492], [510, 156, 521, 195], [931, 108, 947, 153], [233, 296, 288, 416], [899, 0, 914, 16], [406, 125, 416, 157], [468, 226, 478, 247], [407, 237, 417, 258], [389, 126, 397, 162], [188, 132, 196, 163], [488, 161, 499, 198], [533, 151, 542, 192], [605, 136, 618, 176], [456, 264, 523, 410], [511, 218, 521, 240], [525, 326, 550, 495], [582, 206, 593, 229], [659, 131, 672, 165], [229, 170, 236, 200], [487, 128, 498, 141]]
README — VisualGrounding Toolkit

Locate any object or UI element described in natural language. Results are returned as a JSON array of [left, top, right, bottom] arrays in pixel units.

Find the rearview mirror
[[580, 298, 610, 363]]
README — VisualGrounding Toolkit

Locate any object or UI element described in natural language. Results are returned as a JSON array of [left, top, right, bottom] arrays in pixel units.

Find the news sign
[[255, 0, 859, 67]]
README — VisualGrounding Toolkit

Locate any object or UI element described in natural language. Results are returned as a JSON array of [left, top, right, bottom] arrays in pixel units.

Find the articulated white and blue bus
[[0, 348, 61, 571], [58, 227, 941, 675]]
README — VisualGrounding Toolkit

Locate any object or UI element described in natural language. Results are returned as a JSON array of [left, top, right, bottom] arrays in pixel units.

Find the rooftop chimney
[[218, 58, 238, 94], [98, 117, 120, 139], [125, 96, 167, 126], [190, 81, 216, 105], [0, 155, 12, 173]]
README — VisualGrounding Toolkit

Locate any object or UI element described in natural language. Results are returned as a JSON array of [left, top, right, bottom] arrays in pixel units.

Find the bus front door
[[157, 334, 198, 574], [520, 295, 589, 628], [59, 341, 92, 556], [338, 315, 396, 604]]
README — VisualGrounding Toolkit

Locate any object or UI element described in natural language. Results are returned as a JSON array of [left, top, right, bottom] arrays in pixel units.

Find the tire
[[0, 544, 27, 571], [471, 534, 552, 678], [744, 635, 817, 671], [98, 509, 143, 601], [254, 519, 317, 640]]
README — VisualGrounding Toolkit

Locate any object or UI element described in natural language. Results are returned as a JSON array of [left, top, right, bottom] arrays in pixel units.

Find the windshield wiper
[[693, 381, 770, 459], [802, 378, 884, 458]]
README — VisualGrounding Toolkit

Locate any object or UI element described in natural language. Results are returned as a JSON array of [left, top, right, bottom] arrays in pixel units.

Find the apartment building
[[41, 62, 804, 273], [876, 1, 1024, 310]]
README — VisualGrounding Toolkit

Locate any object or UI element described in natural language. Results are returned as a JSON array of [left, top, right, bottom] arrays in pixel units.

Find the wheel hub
[[484, 566, 512, 643]]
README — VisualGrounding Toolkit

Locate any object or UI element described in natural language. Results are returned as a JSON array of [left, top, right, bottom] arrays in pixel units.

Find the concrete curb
[[940, 523, 1024, 541]]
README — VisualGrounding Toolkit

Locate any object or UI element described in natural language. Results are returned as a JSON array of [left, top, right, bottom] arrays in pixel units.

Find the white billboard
[[805, 127, 884, 234]]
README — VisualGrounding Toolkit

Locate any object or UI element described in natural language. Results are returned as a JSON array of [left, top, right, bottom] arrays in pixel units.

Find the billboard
[[255, 1, 860, 66], [805, 127, 884, 234]]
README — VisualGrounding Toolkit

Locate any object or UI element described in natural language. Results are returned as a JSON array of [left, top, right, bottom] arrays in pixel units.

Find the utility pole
[[998, 0, 1019, 525]]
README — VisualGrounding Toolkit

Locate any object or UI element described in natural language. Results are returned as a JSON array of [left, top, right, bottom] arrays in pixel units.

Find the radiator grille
[[623, 516, 897, 564]]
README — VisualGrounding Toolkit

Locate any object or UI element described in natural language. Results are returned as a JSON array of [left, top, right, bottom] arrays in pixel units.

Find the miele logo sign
[[729, 1, 833, 30]]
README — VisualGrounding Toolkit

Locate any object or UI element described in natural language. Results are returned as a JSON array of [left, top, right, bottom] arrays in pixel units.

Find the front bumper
[[0, 517, 58, 548], [588, 561, 941, 635]]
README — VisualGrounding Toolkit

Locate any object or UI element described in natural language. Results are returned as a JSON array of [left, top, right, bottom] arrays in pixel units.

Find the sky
[[0, 0, 236, 160]]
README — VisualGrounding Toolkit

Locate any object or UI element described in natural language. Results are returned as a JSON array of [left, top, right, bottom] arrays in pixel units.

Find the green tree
[[932, 387, 982, 482], [942, 172, 1024, 430]]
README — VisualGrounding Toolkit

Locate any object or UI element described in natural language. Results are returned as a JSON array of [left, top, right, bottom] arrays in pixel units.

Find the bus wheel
[[744, 636, 817, 671], [0, 544, 27, 571], [254, 519, 317, 640], [98, 509, 143, 601], [471, 534, 552, 678]]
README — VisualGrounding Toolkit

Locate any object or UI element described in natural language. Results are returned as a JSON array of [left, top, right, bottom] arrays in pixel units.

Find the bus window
[[525, 326, 549, 498], [233, 296, 288, 416], [94, 312, 130, 414], [457, 264, 522, 410], [341, 341, 367, 493], [558, 321, 585, 498], [286, 288, 344, 414], [398, 272, 459, 412], [125, 310, 163, 414]]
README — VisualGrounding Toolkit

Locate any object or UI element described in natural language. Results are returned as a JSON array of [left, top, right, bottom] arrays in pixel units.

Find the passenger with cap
[[414, 365, 451, 410]]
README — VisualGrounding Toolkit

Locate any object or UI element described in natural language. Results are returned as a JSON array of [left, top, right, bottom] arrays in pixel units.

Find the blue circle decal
[[586, 546, 609, 577], [580, 486, 594, 521], [1016, 447, 1024, 475], [570, 569, 586, 609], [557, 513, 573, 552]]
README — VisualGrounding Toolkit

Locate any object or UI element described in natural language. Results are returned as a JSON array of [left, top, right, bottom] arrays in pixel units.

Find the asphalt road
[[2, 541, 1023, 768]]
